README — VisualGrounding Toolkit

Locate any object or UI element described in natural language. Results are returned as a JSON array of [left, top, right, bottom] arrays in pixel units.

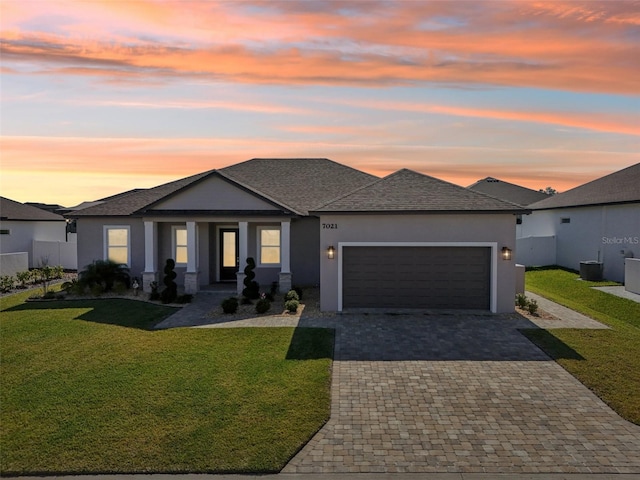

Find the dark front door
[[219, 228, 239, 281]]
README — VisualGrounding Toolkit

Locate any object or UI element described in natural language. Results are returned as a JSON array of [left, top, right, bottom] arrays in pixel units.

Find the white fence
[[516, 235, 556, 267], [32, 240, 77, 270], [0, 252, 29, 277]]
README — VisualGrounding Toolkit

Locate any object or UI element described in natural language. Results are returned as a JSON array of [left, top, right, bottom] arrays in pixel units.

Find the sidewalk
[[524, 291, 609, 329]]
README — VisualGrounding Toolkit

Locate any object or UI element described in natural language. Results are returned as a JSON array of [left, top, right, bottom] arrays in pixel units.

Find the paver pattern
[[157, 292, 640, 474], [283, 315, 640, 474]]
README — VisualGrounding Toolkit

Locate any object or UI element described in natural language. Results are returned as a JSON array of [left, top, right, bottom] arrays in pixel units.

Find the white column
[[142, 221, 158, 292], [280, 220, 291, 273], [237, 221, 248, 295], [144, 221, 157, 272], [184, 221, 199, 294], [186, 221, 197, 273], [238, 221, 248, 270], [279, 220, 292, 293]]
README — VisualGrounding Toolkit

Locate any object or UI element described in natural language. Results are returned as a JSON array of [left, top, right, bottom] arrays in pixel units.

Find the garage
[[342, 246, 491, 310]]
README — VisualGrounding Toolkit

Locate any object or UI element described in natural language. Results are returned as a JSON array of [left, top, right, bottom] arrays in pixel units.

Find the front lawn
[[522, 268, 640, 425], [0, 291, 333, 474]]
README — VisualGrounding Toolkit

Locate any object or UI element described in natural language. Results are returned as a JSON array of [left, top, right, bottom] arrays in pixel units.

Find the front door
[[219, 228, 239, 281]]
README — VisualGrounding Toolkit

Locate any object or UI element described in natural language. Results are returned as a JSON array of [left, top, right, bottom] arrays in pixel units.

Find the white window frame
[[257, 226, 281, 267], [103, 225, 130, 266], [172, 225, 188, 266]]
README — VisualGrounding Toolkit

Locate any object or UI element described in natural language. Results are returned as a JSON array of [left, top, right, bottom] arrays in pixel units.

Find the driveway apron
[[283, 314, 640, 474]]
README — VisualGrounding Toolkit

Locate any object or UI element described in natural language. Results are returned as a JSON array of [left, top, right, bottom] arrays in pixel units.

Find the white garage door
[[342, 246, 491, 310]]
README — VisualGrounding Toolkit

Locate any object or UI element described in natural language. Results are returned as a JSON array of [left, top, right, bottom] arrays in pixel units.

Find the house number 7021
[[322, 223, 338, 229]]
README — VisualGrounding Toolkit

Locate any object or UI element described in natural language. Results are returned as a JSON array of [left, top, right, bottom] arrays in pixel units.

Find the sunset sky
[[1, 0, 639, 206]]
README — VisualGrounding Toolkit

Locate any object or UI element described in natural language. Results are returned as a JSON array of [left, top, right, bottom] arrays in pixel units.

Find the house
[[518, 163, 640, 283], [69, 158, 528, 313], [0, 196, 69, 275]]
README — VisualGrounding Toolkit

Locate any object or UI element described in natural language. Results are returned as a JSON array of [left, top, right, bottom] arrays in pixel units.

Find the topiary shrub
[[242, 257, 260, 299], [255, 298, 271, 314], [284, 289, 299, 302], [221, 297, 239, 314], [160, 259, 178, 304], [284, 299, 299, 313]]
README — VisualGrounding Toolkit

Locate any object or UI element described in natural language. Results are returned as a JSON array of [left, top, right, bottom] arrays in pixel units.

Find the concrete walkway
[[524, 291, 609, 329]]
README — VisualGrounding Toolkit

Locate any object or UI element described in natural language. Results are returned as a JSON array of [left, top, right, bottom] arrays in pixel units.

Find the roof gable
[[149, 173, 283, 213], [468, 177, 548, 206], [0, 196, 65, 221], [314, 169, 527, 213], [529, 163, 640, 210]]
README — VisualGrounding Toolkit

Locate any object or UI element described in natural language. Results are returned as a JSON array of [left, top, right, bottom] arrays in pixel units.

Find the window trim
[[172, 225, 188, 266], [257, 226, 281, 267], [103, 225, 130, 266]]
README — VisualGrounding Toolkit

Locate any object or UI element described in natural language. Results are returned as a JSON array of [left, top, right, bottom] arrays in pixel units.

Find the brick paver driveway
[[283, 314, 640, 474]]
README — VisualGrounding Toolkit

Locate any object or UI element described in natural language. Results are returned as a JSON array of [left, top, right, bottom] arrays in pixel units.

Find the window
[[561, 218, 571, 224], [104, 226, 130, 265], [173, 226, 188, 265], [258, 227, 280, 265]]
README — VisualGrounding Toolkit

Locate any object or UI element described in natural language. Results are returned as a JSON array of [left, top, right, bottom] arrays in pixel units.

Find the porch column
[[279, 220, 292, 293], [184, 221, 199, 293], [142, 221, 158, 292], [236, 221, 248, 295]]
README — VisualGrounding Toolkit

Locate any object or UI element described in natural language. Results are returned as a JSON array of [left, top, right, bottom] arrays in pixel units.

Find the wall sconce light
[[327, 246, 335, 259], [501, 246, 512, 261]]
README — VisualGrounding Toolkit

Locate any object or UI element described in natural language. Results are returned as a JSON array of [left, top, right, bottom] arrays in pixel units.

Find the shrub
[[90, 284, 104, 296], [527, 298, 539, 315], [285, 289, 299, 302], [61, 278, 85, 295], [160, 259, 178, 304], [52, 265, 64, 279], [241, 296, 253, 305], [79, 260, 131, 293], [16, 271, 32, 289], [516, 293, 528, 309], [149, 281, 160, 301], [0, 275, 15, 293], [284, 299, 299, 313], [242, 257, 260, 299], [176, 294, 193, 304], [221, 297, 239, 314], [255, 298, 271, 314]]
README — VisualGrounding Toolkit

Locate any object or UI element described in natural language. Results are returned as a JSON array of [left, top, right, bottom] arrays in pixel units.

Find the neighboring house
[[69, 158, 527, 313], [519, 163, 640, 283], [468, 177, 549, 238], [0, 196, 69, 274]]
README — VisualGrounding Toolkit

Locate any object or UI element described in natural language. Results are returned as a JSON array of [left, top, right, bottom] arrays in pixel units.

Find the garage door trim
[[337, 242, 498, 313]]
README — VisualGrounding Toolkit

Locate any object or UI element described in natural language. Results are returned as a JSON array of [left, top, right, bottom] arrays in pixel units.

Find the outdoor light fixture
[[501, 246, 512, 261], [327, 246, 335, 259]]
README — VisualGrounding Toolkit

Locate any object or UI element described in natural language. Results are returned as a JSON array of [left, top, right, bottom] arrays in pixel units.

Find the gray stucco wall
[[318, 213, 518, 313], [76, 217, 145, 278]]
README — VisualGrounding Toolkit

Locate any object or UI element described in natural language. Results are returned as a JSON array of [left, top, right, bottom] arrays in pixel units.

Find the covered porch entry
[[140, 218, 292, 295]]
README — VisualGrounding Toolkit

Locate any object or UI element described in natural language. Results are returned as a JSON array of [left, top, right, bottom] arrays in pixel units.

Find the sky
[[1, 0, 639, 206]]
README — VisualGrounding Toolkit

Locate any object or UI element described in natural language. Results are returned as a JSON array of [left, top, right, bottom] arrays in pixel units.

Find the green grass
[[0, 291, 334, 474], [522, 269, 640, 424]]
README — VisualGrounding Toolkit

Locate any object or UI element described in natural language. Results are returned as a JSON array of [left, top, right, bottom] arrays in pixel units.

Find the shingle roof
[[69, 170, 213, 217], [468, 177, 548, 206], [70, 158, 378, 217], [529, 163, 640, 210], [219, 158, 378, 215], [313, 169, 528, 213], [0, 196, 65, 221]]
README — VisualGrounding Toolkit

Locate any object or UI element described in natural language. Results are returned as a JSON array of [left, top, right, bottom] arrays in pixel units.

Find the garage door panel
[[343, 246, 490, 310]]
